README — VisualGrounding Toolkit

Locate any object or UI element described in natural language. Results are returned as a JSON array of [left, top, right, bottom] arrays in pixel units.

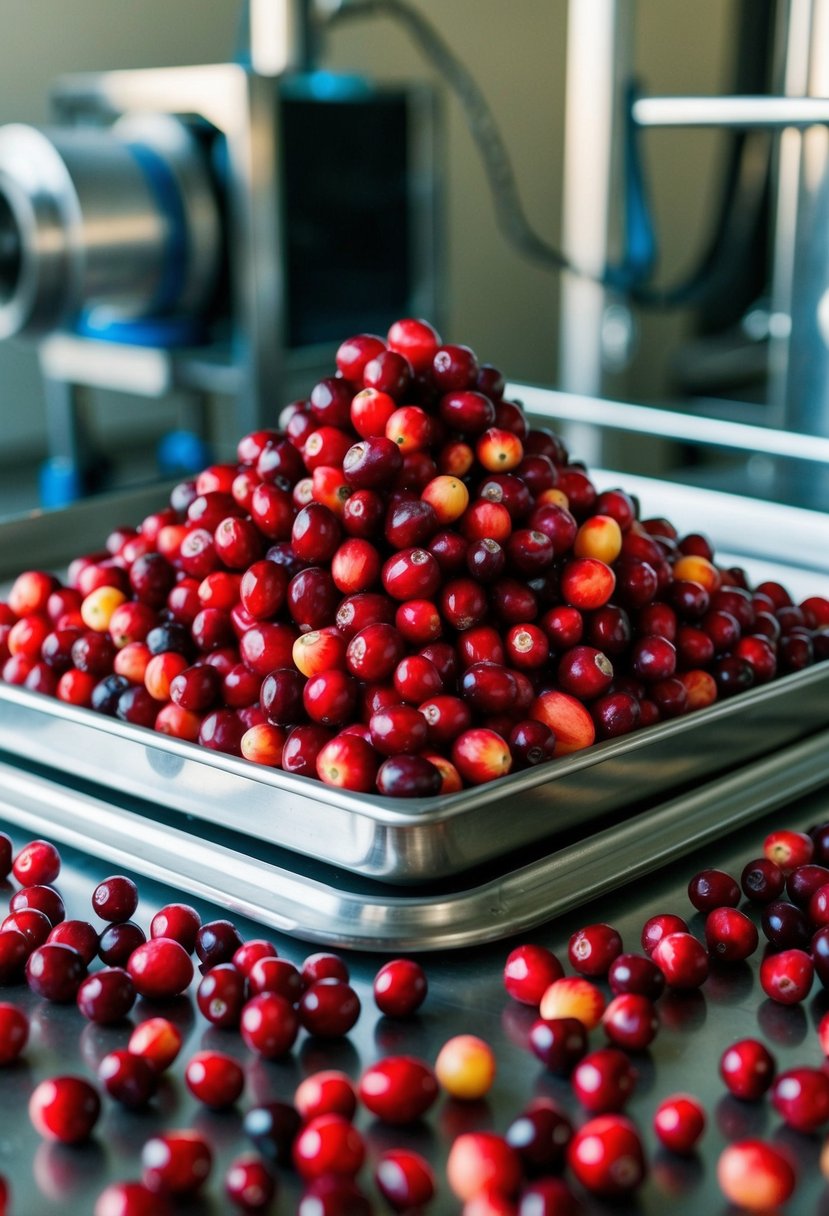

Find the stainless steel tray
[[1, 397, 828, 894]]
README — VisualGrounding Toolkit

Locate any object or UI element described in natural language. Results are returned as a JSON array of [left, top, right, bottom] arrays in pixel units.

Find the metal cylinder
[[0, 114, 221, 340]]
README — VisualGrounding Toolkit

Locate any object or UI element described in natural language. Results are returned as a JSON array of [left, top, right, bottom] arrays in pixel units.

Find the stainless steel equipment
[[0, 0, 438, 503]]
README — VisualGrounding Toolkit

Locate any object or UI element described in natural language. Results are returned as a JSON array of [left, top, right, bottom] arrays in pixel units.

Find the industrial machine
[[0, 0, 439, 503]]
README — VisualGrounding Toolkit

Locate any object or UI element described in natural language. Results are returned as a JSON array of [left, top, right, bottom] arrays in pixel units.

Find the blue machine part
[[157, 429, 214, 477], [39, 457, 86, 509]]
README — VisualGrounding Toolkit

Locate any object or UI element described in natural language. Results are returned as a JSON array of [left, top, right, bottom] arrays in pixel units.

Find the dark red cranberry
[[505, 1099, 572, 1176], [787, 863, 829, 907], [9, 884, 65, 926], [508, 719, 556, 768], [99, 1049, 158, 1108], [568, 924, 623, 976], [91, 875, 139, 923], [602, 993, 659, 1051], [687, 868, 740, 912], [740, 857, 786, 904], [243, 1101, 302, 1167], [77, 967, 136, 1024], [607, 953, 665, 1001], [197, 963, 248, 1028], [261, 668, 306, 726], [299, 979, 361, 1037], [374, 1148, 435, 1212], [376, 755, 442, 797], [26, 942, 86, 1002], [224, 1155, 278, 1212], [761, 901, 811, 950], [98, 920, 146, 967], [141, 1130, 213, 1196], [195, 919, 244, 969], [150, 904, 201, 953], [529, 1017, 588, 1074], [0, 929, 31, 982]]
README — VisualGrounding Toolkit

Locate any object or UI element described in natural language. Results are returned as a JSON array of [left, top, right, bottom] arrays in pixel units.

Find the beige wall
[[0, 0, 740, 458]]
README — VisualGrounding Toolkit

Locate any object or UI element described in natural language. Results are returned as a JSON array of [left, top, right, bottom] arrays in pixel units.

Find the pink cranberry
[[717, 1139, 795, 1211], [29, 1075, 101, 1143]]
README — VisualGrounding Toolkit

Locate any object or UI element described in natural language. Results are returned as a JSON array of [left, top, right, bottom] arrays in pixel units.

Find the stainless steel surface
[[1, 450, 828, 891], [1, 730, 828, 952]]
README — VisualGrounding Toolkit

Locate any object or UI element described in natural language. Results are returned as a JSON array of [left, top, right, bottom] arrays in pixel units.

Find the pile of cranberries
[[4, 820, 829, 1210], [1, 317, 827, 798]]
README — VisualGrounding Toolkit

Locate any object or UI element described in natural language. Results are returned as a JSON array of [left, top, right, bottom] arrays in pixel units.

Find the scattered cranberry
[[127, 937, 194, 1000], [12, 839, 61, 887], [195, 919, 244, 968], [295, 1070, 357, 1122], [197, 963, 248, 1027], [505, 1098, 573, 1175], [0, 1002, 29, 1064], [293, 1113, 366, 1180], [687, 867, 740, 911], [243, 1101, 301, 1167], [94, 1181, 172, 1216], [77, 967, 136, 1024], [240, 993, 299, 1059], [98, 920, 146, 966], [528, 1017, 588, 1075], [25, 942, 86, 1002], [717, 1139, 795, 1211], [224, 1154, 277, 1212], [435, 1034, 496, 1100], [771, 1066, 829, 1132], [763, 828, 814, 872], [149, 903, 201, 952], [653, 1094, 706, 1154], [720, 1038, 776, 1100], [568, 923, 623, 976], [374, 1148, 435, 1212], [141, 1130, 213, 1196], [641, 913, 688, 955], [571, 1047, 636, 1113], [759, 947, 814, 1004], [299, 978, 360, 1038], [128, 1017, 184, 1072], [652, 932, 709, 989], [358, 1055, 438, 1123], [607, 953, 665, 1001], [740, 857, 785, 904], [185, 1050, 245, 1109], [503, 944, 564, 1006], [29, 1075, 101, 1143], [91, 875, 139, 923], [445, 1132, 522, 1202], [566, 1114, 646, 1198], [98, 1049, 158, 1109], [373, 957, 428, 1016], [704, 906, 759, 962], [602, 993, 658, 1051]]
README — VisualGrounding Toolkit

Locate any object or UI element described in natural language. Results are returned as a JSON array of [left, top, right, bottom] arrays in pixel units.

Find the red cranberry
[[98, 1049, 158, 1108], [653, 1094, 706, 1154], [374, 1148, 435, 1212], [295, 1071, 357, 1122], [0, 1002, 29, 1063], [46, 919, 98, 965], [651, 932, 709, 989], [293, 1113, 366, 1180], [0, 832, 12, 879], [299, 978, 361, 1037], [568, 923, 623, 976], [720, 1037, 776, 1100], [195, 919, 244, 969], [771, 1066, 829, 1132], [224, 1154, 277, 1212], [94, 1182, 171, 1216], [240, 993, 299, 1058], [704, 907, 759, 963], [602, 993, 659, 1051], [142, 1130, 213, 1196], [764, 828, 814, 871], [571, 1047, 636, 1113], [373, 958, 428, 1017], [197, 963, 248, 1028], [91, 875, 139, 923], [26, 942, 86, 1002], [717, 1139, 795, 1211], [503, 944, 564, 1006], [127, 938, 194, 1000], [9, 884, 65, 926], [29, 1075, 101, 1143], [641, 913, 688, 955], [358, 1055, 439, 1123], [566, 1114, 646, 1197], [505, 1099, 572, 1176], [185, 1050, 245, 1109], [759, 947, 813, 1004], [77, 967, 136, 1024], [248, 957, 303, 1003], [150, 903, 201, 953], [787, 862, 829, 907], [12, 839, 61, 887]]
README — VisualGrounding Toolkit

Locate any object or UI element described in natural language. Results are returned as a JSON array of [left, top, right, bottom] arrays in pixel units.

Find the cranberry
[[26, 942, 86, 1003], [98, 1049, 158, 1108], [717, 1140, 795, 1211], [374, 1148, 435, 1212], [787, 861, 829, 906], [98, 920, 146, 966], [185, 1049, 245, 1109], [704, 907, 759, 962], [376, 754, 442, 797], [12, 839, 61, 887], [94, 1182, 172, 1216], [373, 958, 428, 1017], [224, 1155, 277, 1212], [653, 1094, 706, 1154], [0, 832, 11, 879], [503, 944, 564, 1006], [571, 1047, 636, 1113], [195, 919, 243, 969], [740, 857, 785, 904], [528, 1017, 588, 1074], [91, 875, 139, 923], [127, 937, 194, 1000], [293, 1113, 366, 1180], [240, 992, 299, 1058], [504, 1099, 572, 1176], [45, 919, 97, 966], [641, 913, 689, 955], [607, 953, 665, 1001], [720, 1038, 776, 1100], [295, 1071, 357, 1122], [435, 1034, 496, 1100], [652, 932, 709, 989], [358, 1055, 438, 1123], [197, 962, 248, 1028], [568, 923, 623, 976], [761, 900, 810, 949], [29, 1075, 101, 1143], [0, 1002, 29, 1063], [243, 1101, 302, 1167], [248, 956, 303, 1003], [299, 978, 360, 1037], [764, 828, 814, 871], [566, 1114, 646, 1198], [150, 903, 201, 953], [602, 993, 659, 1051], [446, 1132, 522, 1203], [77, 967, 136, 1024], [687, 867, 740, 912], [9, 883, 65, 926], [142, 1130, 213, 1196], [759, 947, 813, 1004]]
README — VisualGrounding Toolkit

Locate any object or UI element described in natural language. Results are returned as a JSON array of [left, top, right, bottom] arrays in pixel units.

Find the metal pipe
[[633, 93, 829, 130]]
